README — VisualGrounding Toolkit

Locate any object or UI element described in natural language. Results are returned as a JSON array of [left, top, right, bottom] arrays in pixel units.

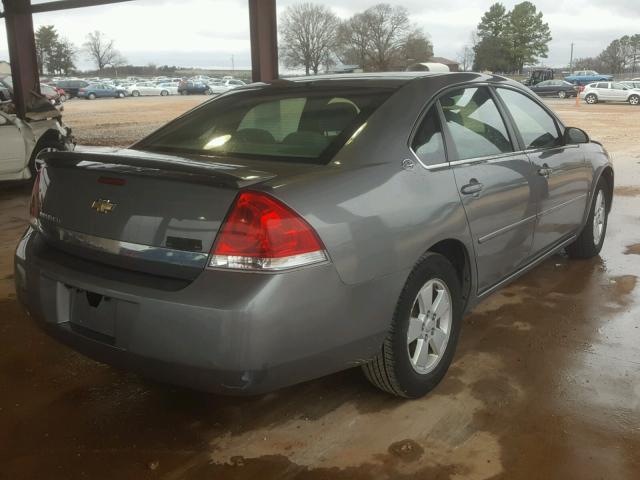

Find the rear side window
[[139, 87, 393, 163], [496, 88, 560, 150], [439, 87, 512, 160], [411, 106, 446, 166], [596, 83, 609, 89]]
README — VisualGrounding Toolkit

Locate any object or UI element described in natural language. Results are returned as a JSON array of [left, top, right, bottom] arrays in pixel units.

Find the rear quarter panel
[[261, 75, 478, 288]]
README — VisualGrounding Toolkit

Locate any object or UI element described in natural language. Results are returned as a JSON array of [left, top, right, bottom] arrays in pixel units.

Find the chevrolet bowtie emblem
[[91, 199, 116, 214]]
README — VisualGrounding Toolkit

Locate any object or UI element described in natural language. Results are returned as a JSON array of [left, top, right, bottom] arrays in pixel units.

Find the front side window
[[439, 87, 512, 160], [497, 88, 560, 150], [138, 87, 393, 163], [411, 106, 446, 166]]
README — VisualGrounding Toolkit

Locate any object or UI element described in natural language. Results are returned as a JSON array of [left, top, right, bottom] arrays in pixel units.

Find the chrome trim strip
[[35, 222, 209, 269], [478, 215, 537, 244], [538, 193, 588, 217]]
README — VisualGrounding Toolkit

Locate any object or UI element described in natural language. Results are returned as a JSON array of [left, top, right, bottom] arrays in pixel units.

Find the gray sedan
[[16, 72, 613, 398]]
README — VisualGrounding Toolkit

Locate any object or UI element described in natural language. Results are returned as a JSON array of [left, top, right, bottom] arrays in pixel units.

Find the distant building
[[0, 61, 10, 76], [407, 62, 450, 73], [427, 57, 460, 72]]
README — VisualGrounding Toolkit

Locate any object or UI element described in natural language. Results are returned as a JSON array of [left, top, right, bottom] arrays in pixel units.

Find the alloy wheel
[[407, 279, 452, 375], [592, 190, 606, 245], [558, 90, 566, 98]]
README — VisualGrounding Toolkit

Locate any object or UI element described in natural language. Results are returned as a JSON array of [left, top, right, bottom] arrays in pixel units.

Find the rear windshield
[[137, 86, 393, 164]]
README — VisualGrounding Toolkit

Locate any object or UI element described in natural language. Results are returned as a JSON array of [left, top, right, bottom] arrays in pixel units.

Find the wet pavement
[[1, 100, 639, 479]]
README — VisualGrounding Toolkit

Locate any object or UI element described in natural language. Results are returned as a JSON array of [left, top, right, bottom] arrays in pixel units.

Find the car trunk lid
[[35, 149, 278, 280]]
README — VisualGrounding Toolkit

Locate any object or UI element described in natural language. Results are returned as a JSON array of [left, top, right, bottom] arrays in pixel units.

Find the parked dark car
[[529, 79, 578, 98], [77, 83, 127, 100], [40, 83, 62, 105], [178, 80, 211, 95], [18, 72, 613, 398], [52, 79, 89, 98]]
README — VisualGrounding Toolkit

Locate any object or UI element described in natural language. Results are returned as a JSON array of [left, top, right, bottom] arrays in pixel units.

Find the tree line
[[35, 25, 126, 75], [280, 3, 434, 75], [470, 2, 551, 74], [573, 35, 640, 75]]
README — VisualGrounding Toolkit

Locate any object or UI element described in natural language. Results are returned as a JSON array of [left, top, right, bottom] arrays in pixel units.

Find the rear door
[[440, 86, 537, 292], [610, 82, 630, 102], [495, 87, 589, 254]]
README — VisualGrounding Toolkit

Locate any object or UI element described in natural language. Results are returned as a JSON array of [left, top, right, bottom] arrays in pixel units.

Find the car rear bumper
[[14, 228, 402, 394]]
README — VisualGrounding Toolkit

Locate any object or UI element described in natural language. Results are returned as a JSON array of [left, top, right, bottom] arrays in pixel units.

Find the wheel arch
[[426, 238, 473, 312], [599, 165, 614, 213]]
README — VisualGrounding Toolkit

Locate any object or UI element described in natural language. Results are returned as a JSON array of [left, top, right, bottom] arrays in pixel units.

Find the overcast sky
[[0, 0, 638, 71]]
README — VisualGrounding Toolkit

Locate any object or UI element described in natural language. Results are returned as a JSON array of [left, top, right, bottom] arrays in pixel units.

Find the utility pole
[[569, 42, 574, 72]]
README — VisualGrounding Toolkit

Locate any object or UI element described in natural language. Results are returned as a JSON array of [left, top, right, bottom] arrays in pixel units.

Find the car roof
[[276, 71, 512, 89]]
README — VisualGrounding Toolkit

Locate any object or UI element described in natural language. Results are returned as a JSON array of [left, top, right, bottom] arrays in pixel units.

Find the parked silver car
[[581, 81, 640, 105], [16, 73, 613, 398]]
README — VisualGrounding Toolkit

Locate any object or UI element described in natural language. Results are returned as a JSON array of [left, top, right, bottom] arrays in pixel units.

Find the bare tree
[[83, 31, 117, 72], [280, 3, 339, 75], [457, 45, 475, 71], [336, 12, 372, 70], [364, 4, 411, 71]]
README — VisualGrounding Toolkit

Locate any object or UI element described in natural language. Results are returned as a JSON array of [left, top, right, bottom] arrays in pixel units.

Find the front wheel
[[629, 94, 640, 105], [131, 90, 140, 97], [362, 253, 462, 398], [117, 91, 125, 98], [87, 93, 96, 100], [585, 94, 597, 104], [566, 177, 609, 259], [558, 90, 566, 99], [161, 90, 168, 96], [29, 142, 63, 179], [59, 94, 67, 102]]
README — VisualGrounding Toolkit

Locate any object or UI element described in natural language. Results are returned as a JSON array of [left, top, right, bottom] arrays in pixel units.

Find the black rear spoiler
[[41, 149, 276, 189]]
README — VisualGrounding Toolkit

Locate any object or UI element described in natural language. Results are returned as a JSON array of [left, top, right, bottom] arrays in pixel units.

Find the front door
[[439, 86, 537, 292], [0, 114, 26, 175], [495, 88, 590, 254]]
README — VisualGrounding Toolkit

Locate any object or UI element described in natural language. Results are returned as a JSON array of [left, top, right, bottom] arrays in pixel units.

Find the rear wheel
[[131, 90, 140, 97], [566, 177, 609, 259], [59, 94, 67, 102], [629, 94, 640, 105], [585, 93, 597, 104], [161, 90, 168, 96], [87, 93, 96, 100], [362, 253, 462, 398], [558, 90, 566, 99]]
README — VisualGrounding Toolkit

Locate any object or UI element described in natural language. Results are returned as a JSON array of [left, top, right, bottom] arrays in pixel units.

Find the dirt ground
[[1, 96, 639, 480]]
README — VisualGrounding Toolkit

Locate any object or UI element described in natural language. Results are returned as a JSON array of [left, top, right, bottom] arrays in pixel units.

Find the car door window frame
[[436, 85, 520, 165], [408, 102, 450, 169], [491, 85, 570, 155]]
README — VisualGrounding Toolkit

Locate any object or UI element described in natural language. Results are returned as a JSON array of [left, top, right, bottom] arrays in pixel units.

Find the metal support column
[[2, 0, 40, 119], [248, 0, 278, 83]]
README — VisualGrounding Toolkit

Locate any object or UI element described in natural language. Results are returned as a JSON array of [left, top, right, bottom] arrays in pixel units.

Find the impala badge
[[91, 199, 116, 214]]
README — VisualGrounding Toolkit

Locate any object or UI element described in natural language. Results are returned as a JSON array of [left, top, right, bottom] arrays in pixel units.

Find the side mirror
[[564, 127, 589, 145]]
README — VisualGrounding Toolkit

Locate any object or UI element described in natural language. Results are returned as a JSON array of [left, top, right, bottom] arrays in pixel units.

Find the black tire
[[161, 90, 168, 96], [362, 252, 463, 398], [59, 94, 67, 102], [629, 94, 640, 106], [585, 93, 597, 104], [87, 93, 96, 100], [132, 90, 140, 97], [566, 177, 609, 259], [558, 90, 566, 99], [204, 88, 212, 95], [117, 91, 125, 98]]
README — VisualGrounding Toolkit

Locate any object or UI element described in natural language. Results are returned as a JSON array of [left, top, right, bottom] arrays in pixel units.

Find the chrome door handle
[[538, 164, 553, 178], [460, 180, 484, 195]]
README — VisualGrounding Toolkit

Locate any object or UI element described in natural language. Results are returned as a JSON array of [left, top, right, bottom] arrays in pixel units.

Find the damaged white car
[[0, 108, 74, 182]]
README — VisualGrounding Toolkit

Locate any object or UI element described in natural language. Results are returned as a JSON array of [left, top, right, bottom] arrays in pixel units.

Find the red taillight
[[210, 191, 327, 271], [29, 169, 42, 221]]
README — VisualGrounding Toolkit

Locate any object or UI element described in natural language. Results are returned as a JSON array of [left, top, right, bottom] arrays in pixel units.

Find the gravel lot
[[1, 96, 639, 479]]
